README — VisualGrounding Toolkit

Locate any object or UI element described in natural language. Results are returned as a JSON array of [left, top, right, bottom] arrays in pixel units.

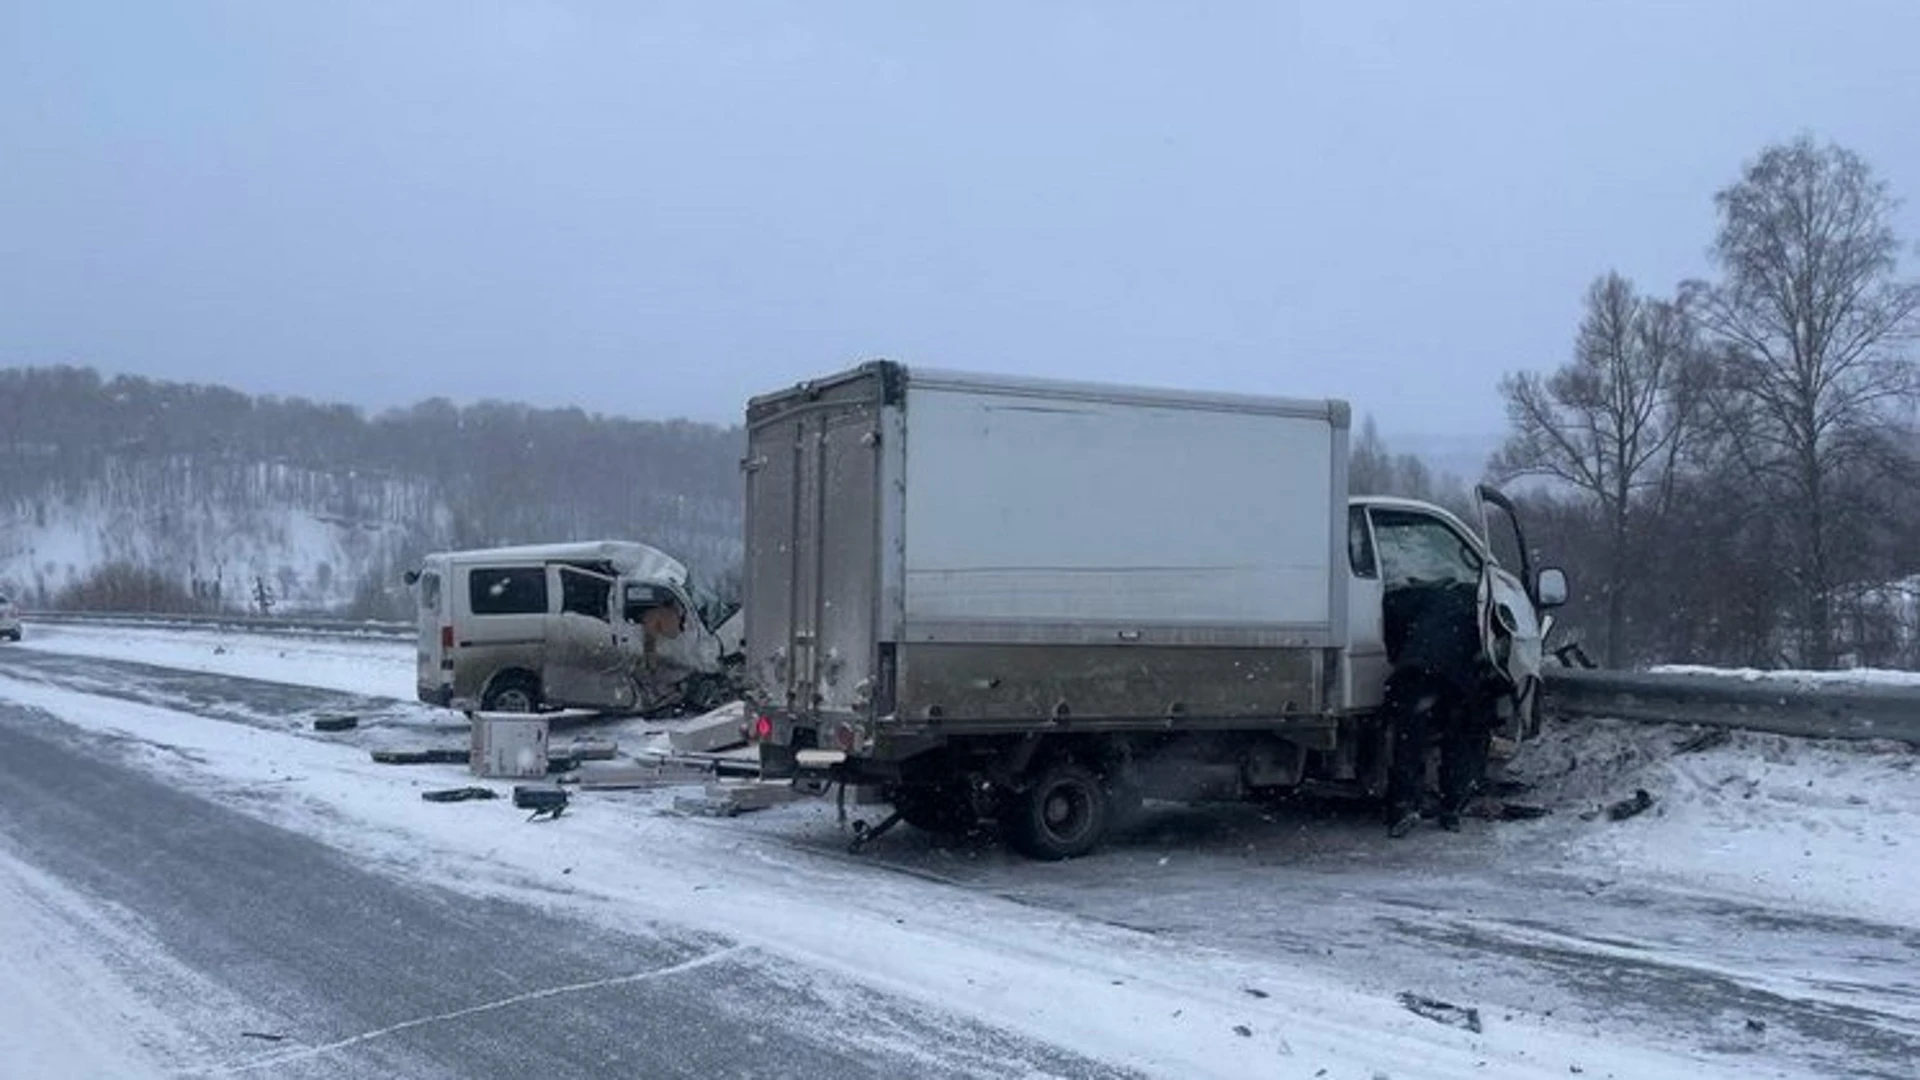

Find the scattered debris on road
[[1604, 788, 1656, 822], [667, 701, 750, 754], [674, 781, 803, 817], [562, 759, 717, 790], [1675, 727, 1732, 754], [1396, 992, 1483, 1034], [559, 737, 619, 761], [371, 748, 468, 765], [421, 786, 499, 803], [471, 716, 550, 778], [513, 784, 570, 821]]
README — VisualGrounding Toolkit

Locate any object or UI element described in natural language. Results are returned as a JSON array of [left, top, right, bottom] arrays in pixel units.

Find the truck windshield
[[1370, 508, 1484, 588]]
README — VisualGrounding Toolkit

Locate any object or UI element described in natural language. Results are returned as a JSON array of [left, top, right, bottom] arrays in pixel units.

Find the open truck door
[[1474, 485, 1568, 742]]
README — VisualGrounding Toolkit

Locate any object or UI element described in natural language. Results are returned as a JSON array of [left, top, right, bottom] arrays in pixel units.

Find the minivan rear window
[[417, 572, 442, 613], [469, 567, 548, 615]]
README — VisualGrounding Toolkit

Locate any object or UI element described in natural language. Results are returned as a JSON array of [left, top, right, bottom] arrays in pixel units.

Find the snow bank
[[1649, 663, 1920, 688], [1503, 716, 1920, 928], [13, 623, 415, 700]]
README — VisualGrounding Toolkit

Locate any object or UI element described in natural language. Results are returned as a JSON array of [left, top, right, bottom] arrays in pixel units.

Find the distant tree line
[[0, 371, 745, 617], [1492, 135, 1920, 670]]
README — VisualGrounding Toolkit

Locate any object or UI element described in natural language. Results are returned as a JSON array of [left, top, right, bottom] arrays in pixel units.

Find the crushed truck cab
[[741, 361, 1565, 859]]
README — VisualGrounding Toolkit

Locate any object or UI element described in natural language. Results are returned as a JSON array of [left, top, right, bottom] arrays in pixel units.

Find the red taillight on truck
[[440, 625, 454, 649], [751, 714, 774, 742]]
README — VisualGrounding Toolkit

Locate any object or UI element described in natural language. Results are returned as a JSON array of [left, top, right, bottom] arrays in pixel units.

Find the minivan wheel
[[1004, 762, 1110, 861], [482, 672, 541, 713]]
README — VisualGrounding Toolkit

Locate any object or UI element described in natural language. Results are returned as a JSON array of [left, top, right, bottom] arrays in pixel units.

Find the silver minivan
[[407, 540, 742, 715]]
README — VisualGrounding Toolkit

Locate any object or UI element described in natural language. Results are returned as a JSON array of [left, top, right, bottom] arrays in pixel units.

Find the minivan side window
[[418, 572, 442, 613], [469, 567, 548, 615], [558, 568, 612, 622]]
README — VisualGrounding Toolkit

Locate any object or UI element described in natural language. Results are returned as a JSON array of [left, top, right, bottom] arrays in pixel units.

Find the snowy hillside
[[0, 469, 442, 612], [0, 367, 744, 614]]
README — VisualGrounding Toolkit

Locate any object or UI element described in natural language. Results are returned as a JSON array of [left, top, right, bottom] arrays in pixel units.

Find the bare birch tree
[[1684, 136, 1920, 667], [1492, 272, 1704, 665]]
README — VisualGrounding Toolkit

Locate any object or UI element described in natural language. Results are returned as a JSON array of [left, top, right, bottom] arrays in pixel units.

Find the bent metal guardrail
[[1544, 667, 1920, 744], [20, 609, 413, 640]]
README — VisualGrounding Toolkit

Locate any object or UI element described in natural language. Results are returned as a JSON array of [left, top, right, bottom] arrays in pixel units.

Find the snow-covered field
[[11, 621, 417, 699], [3, 622, 1918, 1078]]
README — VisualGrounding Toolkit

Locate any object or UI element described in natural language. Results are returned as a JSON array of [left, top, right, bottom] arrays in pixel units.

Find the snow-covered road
[[2, 623, 1916, 1078]]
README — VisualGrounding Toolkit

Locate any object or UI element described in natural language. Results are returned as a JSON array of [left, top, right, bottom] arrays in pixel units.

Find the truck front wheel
[[1004, 762, 1110, 860]]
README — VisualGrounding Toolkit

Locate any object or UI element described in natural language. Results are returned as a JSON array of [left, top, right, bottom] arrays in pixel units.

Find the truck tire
[[888, 784, 977, 835], [482, 671, 541, 713], [1004, 762, 1110, 861]]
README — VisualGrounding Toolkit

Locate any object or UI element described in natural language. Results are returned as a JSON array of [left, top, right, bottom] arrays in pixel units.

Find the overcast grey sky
[[3, 2, 1916, 438]]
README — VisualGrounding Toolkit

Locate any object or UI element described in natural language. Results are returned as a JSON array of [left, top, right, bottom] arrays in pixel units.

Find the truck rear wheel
[[1004, 762, 1110, 860]]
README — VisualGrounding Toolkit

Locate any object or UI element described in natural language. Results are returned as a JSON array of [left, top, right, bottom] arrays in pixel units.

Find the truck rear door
[[743, 371, 885, 719]]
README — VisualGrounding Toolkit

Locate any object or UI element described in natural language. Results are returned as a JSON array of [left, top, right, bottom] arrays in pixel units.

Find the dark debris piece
[[421, 787, 499, 803], [1675, 727, 1732, 754], [1606, 789, 1655, 821], [513, 784, 570, 821], [312, 715, 359, 732], [1397, 992, 1483, 1034], [371, 748, 468, 766]]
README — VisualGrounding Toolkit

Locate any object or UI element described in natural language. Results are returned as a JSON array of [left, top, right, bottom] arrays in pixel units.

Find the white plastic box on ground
[[470, 716, 550, 778]]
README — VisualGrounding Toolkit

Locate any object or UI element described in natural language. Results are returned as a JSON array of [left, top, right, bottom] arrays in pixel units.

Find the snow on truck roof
[[421, 540, 687, 582], [750, 360, 1351, 425]]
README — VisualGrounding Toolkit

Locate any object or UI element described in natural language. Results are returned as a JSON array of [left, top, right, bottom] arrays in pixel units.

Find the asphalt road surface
[[0, 702, 1134, 1080], [5, 639, 1918, 1079]]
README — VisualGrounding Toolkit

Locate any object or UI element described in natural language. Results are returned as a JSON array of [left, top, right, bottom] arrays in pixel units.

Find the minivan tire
[[482, 671, 541, 713]]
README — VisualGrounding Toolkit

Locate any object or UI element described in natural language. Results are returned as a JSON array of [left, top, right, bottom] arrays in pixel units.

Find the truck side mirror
[[1536, 567, 1569, 609]]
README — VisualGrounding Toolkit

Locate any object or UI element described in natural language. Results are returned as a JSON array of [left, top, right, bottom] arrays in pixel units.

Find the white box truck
[[742, 361, 1568, 858]]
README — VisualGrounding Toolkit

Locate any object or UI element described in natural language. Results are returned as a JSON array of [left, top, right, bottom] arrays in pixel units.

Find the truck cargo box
[[743, 362, 1350, 737]]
